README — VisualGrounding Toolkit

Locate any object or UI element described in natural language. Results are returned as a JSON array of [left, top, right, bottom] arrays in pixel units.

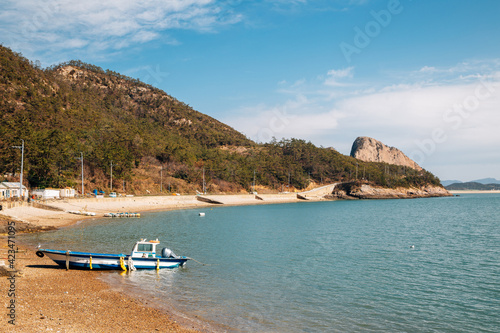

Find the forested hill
[[0, 45, 442, 194]]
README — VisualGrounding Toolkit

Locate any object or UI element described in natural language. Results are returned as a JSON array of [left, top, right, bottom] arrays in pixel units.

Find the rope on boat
[[65, 251, 70, 270], [89, 255, 93, 270], [187, 257, 212, 266], [127, 256, 136, 271]]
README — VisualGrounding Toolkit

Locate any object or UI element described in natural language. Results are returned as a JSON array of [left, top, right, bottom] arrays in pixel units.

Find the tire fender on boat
[[36, 251, 44, 258]]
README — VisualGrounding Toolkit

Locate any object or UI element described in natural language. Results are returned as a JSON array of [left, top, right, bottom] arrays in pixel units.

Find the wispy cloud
[[0, 0, 243, 64], [226, 61, 500, 176], [324, 66, 354, 86]]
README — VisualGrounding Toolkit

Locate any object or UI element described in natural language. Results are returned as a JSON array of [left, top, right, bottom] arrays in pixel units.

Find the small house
[[0, 182, 29, 199], [0, 183, 7, 199]]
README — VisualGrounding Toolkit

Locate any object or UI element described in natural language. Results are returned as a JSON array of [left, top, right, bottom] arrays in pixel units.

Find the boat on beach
[[36, 239, 189, 270], [104, 212, 141, 218]]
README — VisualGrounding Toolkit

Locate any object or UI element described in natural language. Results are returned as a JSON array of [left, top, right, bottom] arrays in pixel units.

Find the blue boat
[[36, 239, 190, 270]]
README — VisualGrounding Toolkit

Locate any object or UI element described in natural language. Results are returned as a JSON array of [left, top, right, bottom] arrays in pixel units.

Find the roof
[[0, 182, 27, 189]]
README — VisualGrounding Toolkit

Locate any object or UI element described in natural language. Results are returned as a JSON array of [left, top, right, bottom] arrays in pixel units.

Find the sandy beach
[[0, 193, 306, 332], [2, 193, 302, 228]]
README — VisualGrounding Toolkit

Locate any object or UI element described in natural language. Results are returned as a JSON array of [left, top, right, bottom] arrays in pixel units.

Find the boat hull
[[38, 249, 188, 270]]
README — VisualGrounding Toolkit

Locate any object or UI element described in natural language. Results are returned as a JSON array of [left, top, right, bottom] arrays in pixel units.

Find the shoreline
[[1, 193, 303, 228], [0, 243, 199, 332], [0, 193, 305, 332], [0, 190, 455, 332]]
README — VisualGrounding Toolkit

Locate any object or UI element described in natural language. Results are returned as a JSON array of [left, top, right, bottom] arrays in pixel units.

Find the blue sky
[[1, 0, 500, 181]]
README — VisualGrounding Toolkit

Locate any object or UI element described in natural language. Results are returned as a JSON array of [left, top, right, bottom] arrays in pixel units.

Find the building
[[59, 188, 76, 198], [31, 188, 76, 200], [0, 183, 6, 199], [0, 182, 29, 199], [32, 188, 61, 200]]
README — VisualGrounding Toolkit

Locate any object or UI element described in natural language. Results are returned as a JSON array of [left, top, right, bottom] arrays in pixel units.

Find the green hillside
[[0, 45, 441, 194], [445, 182, 500, 191]]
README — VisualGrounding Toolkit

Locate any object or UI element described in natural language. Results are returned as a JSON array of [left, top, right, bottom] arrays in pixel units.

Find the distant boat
[[36, 239, 189, 270], [104, 212, 141, 218], [68, 210, 96, 216]]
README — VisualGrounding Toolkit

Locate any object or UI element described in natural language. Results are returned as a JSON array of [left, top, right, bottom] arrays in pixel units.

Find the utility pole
[[110, 161, 114, 192], [202, 167, 206, 194], [11, 140, 24, 199], [160, 165, 163, 193], [76, 152, 84, 196], [253, 170, 256, 193]]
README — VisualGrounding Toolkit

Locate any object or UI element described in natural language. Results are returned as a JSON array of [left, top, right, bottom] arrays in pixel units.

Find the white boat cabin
[[131, 239, 160, 258], [131, 239, 178, 259]]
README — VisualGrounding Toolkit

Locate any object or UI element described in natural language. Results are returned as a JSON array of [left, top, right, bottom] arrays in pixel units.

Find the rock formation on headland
[[350, 136, 422, 171], [327, 181, 452, 200]]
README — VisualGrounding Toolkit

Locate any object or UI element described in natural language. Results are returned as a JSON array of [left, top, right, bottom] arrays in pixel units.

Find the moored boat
[[104, 212, 141, 218], [36, 239, 189, 270]]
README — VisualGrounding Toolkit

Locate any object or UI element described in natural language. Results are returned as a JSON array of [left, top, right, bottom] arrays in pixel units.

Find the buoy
[[410, 245, 415, 249]]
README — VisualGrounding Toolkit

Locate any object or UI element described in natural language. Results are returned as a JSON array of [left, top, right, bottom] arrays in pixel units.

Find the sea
[[22, 193, 500, 332]]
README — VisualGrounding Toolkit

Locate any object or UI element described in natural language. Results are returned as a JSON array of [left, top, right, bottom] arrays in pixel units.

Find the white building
[[32, 188, 61, 200], [31, 188, 76, 200], [60, 188, 76, 198], [0, 182, 29, 199]]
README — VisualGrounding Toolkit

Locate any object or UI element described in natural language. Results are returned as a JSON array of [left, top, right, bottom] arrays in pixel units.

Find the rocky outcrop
[[350, 137, 422, 171], [328, 182, 452, 200]]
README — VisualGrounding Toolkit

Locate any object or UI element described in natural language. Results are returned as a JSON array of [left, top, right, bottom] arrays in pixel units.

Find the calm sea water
[[22, 194, 500, 332]]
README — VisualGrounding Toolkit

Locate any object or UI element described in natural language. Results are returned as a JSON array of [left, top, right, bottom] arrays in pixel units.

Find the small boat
[[104, 212, 141, 218], [68, 210, 96, 216], [36, 239, 189, 270]]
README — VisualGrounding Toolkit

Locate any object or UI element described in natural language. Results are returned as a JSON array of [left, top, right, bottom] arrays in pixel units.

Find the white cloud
[[324, 66, 354, 86], [225, 94, 345, 144], [227, 61, 500, 179], [0, 0, 242, 64]]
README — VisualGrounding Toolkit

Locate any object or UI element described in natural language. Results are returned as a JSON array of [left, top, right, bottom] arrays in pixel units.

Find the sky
[[1, 0, 499, 181]]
